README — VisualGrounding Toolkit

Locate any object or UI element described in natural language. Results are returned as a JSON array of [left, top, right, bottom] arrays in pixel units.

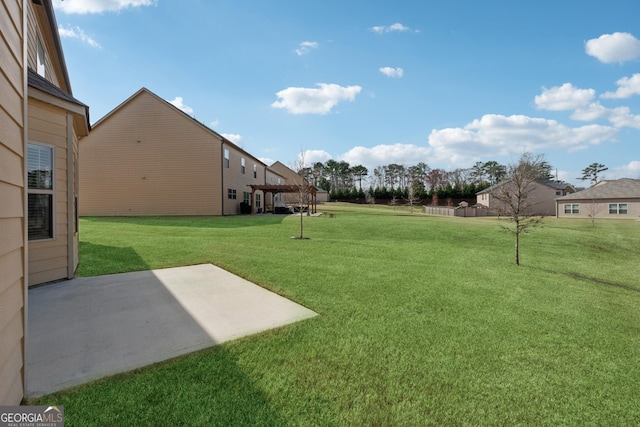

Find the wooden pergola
[[248, 184, 317, 214]]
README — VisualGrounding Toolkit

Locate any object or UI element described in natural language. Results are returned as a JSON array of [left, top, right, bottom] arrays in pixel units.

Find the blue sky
[[53, 0, 640, 186]]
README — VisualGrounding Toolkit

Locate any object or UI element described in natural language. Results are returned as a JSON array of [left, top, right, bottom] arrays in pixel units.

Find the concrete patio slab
[[26, 264, 317, 397]]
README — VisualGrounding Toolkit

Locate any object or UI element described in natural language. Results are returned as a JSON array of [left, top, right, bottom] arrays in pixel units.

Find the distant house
[[263, 166, 288, 211], [555, 178, 640, 219], [1, 0, 89, 404], [269, 161, 330, 203], [476, 179, 575, 216], [79, 88, 271, 216]]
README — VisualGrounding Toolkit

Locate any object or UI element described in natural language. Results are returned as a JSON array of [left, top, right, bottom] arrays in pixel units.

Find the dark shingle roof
[[557, 178, 640, 200], [28, 68, 88, 108], [477, 179, 573, 194]]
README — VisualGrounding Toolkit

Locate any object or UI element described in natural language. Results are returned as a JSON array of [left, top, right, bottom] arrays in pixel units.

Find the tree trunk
[[299, 209, 303, 239], [515, 227, 520, 266]]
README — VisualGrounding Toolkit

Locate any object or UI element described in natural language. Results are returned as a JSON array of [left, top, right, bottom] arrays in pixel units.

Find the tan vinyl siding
[[263, 168, 287, 209], [80, 90, 223, 216], [27, 99, 72, 285], [222, 145, 266, 215], [26, 1, 61, 88], [0, 306, 24, 404], [0, 0, 25, 405]]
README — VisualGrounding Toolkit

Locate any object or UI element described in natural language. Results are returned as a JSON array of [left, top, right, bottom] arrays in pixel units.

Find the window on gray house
[[609, 203, 628, 215], [564, 204, 579, 214]]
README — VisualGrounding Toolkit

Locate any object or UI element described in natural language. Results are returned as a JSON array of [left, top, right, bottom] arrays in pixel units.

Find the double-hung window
[[253, 164, 257, 179], [564, 204, 579, 214], [224, 149, 230, 168], [609, 203, 628, 215], [28, 143, 54, 240], [243, 192, 250, 204], [228, 188, 236, 199], [241, 158, 246, 174]]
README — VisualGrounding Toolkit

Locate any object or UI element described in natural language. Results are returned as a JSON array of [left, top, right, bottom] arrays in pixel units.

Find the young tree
[[579, 163, 608, 185], [586, 199, 602, 227], [365, 188, 376, 206], [405, 181, 418, 213], [389, 194, 398, 211], [492, 152, 545, 266], [292, 151, 312, 239]]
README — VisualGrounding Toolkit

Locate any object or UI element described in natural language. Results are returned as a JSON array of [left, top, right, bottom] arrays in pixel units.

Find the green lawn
[[31, 204, 640, 426]]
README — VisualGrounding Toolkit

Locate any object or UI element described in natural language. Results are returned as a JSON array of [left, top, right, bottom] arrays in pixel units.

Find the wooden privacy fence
[[423, 206, 499, 217]]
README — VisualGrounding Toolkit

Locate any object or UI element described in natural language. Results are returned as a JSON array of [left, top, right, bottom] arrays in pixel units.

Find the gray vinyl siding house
[[476, 179, 575, 216], [555, 178, 640, 219]]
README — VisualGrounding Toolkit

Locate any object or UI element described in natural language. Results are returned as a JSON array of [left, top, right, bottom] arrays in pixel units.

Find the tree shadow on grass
[[567, 272, 640, 294], [529, 265, 640, 294]]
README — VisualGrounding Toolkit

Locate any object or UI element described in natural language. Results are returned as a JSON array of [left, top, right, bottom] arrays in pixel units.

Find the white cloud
[[427, 114, 617, 166], [339, 144, 431, 170], [607, 106, 640, 129], [303, 149, 332, 166], [534, 83, 595, 111], [209, 119, 219, 128], [221, 133, 243, 145], [609, 160, 640, 179], [271, 83, 362, 115], [53, 0, 156, 14], [58, 26, 100, 48], [167, 96, 194, 115], [585, 32, 640, 64], [259, 157, 275, 166], [379, 67, 404, 78], [570, 102, 610, 121], [601, 73, 640, 99], [370, 23, 416, 34], [570, 102, 640, 129], [296, 41, 318, 56]]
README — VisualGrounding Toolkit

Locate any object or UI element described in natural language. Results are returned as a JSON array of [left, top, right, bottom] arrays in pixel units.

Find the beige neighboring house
[[263, 166, 287, 211], [1, 0, 90, 404], [476, 179, 575, 216], [80, 88, 270, 216], [556, 178, 640, 219], [269, 160, 328, 204]]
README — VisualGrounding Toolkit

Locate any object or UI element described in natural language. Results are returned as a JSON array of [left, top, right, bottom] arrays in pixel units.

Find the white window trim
[[564, 203, 579, 214], [609, 203, 628, 215], [28, 141, 56, 241], [224, 148, 230, 168]]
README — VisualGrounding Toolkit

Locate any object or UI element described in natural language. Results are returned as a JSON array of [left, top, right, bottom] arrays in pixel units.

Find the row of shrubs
[[329, 184, 488, 202]]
